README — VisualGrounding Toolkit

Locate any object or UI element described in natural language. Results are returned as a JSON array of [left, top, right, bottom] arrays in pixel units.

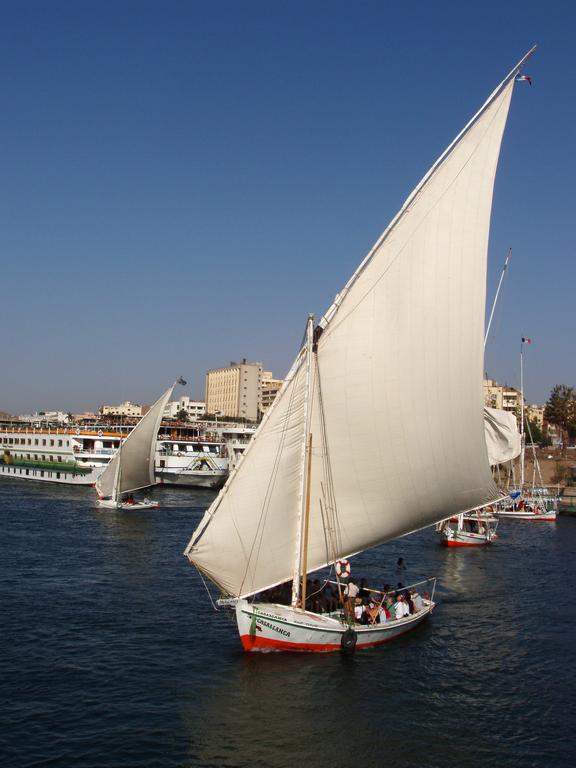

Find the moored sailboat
[[494, 340, 557, 522], [184, 50, 536, 652]]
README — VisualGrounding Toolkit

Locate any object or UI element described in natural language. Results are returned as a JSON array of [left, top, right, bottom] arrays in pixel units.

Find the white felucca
[[437, 507, 499, 547], [96, 384, 176, 510], [185, 50, 536, 652]]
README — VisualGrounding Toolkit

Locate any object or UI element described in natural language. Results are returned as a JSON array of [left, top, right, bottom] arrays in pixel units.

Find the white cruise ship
[[1, 420, 256, 488], [0, 424, 123, 485]]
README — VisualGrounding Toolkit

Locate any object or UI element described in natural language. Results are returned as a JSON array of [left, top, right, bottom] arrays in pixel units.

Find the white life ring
[[98, 430, 103, 437], [336, 559, 351, 578], [177, 452, 183, 457]]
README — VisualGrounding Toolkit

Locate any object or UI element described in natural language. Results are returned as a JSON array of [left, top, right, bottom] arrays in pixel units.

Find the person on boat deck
[[323, 582, 338, 613], [378, 601, 388, 624], [385, 596, 395, 620], [365, 600, 380, 625], [402, 595, 410, 617], [358, 578, 370, 599], [354, 597, 364, 624], [411, 590, 424, 612], [393, 595, 406, 620], [126, 494, 135, 505], [343, 578, 359, 620]]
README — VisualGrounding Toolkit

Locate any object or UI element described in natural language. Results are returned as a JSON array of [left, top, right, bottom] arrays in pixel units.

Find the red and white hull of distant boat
[[235, 599, 434, 653], [440, 529, 494, 546]]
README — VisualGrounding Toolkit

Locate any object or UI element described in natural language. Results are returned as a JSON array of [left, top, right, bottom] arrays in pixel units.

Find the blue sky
[[1, 1, 574, 412]]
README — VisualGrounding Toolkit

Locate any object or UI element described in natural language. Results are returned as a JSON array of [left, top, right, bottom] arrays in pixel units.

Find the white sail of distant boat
[[185, 48, 536, 652], [484, 407, 521, 466], [96, 384, 175, 510]]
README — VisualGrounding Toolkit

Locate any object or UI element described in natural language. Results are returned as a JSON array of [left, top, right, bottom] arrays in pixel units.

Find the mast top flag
[[185, 48, 537, 600]]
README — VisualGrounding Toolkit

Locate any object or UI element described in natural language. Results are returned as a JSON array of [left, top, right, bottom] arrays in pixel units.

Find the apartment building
[[261, 371, 284, 413], [100, 401, 143, 418], [205, 360, 263, 421], [164, 396, 206, 421]]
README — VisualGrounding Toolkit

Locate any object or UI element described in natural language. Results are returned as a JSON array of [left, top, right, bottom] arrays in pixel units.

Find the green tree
[[544, 384, 576, 446], [175, 408, 189, 422], [524, 417, 551, 447]]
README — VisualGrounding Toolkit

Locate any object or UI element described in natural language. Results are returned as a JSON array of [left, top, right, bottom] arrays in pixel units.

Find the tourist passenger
[[366, 600, 380, 625], [343, 578, 360, 621], [354, 597, 364, 624], [394, 595, 405, 620], [358, 578, 370, 599], [411, 590, 424, 612], [378, 602, 388, 624]]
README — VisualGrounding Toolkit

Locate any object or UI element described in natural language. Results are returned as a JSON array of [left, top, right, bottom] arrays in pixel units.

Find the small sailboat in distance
[[96, 382, 179, 510], [185, 49, 537, 652]]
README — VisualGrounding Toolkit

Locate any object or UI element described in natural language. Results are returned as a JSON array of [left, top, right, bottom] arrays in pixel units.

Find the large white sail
[[186, 53, 533, 598], [187, 351, 309, 595], [96, 385, 174, 499]]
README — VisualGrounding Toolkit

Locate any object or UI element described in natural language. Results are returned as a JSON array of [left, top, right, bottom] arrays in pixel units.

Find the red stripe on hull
[[239, 616, 429, 653], [441, 539, 490, 547]]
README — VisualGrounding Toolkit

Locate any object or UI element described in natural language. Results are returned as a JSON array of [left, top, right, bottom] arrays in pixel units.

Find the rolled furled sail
[[484, 406, 522, 466], [186, 54, 531, 598], [96, 385, 174, 498]]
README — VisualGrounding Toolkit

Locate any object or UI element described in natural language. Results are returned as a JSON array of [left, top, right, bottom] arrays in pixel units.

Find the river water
[[1, 480, 574, 768]]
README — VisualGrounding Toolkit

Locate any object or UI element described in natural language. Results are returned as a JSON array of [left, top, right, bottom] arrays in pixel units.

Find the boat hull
[[440, 535, 492, 547], [155, 470, 226, 489], [235, 599, 433, 653], [97, 499, 159, 510], [496, 510, 557, 522]]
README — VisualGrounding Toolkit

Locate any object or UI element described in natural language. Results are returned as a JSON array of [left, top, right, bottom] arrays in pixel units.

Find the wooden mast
[[291, 314, 315, 608], [300, 431, 313, 610]]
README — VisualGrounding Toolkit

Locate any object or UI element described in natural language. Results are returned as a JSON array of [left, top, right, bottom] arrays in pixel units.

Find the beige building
[[526, 404, 545, 429], [100, 401, 143, 418], [205, 360, 263, 421], [261, 371, 284, 414], [483, 378, 522, 414]]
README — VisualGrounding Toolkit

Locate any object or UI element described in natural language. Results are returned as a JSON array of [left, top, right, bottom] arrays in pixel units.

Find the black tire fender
[[340, 628, 357, 653]]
